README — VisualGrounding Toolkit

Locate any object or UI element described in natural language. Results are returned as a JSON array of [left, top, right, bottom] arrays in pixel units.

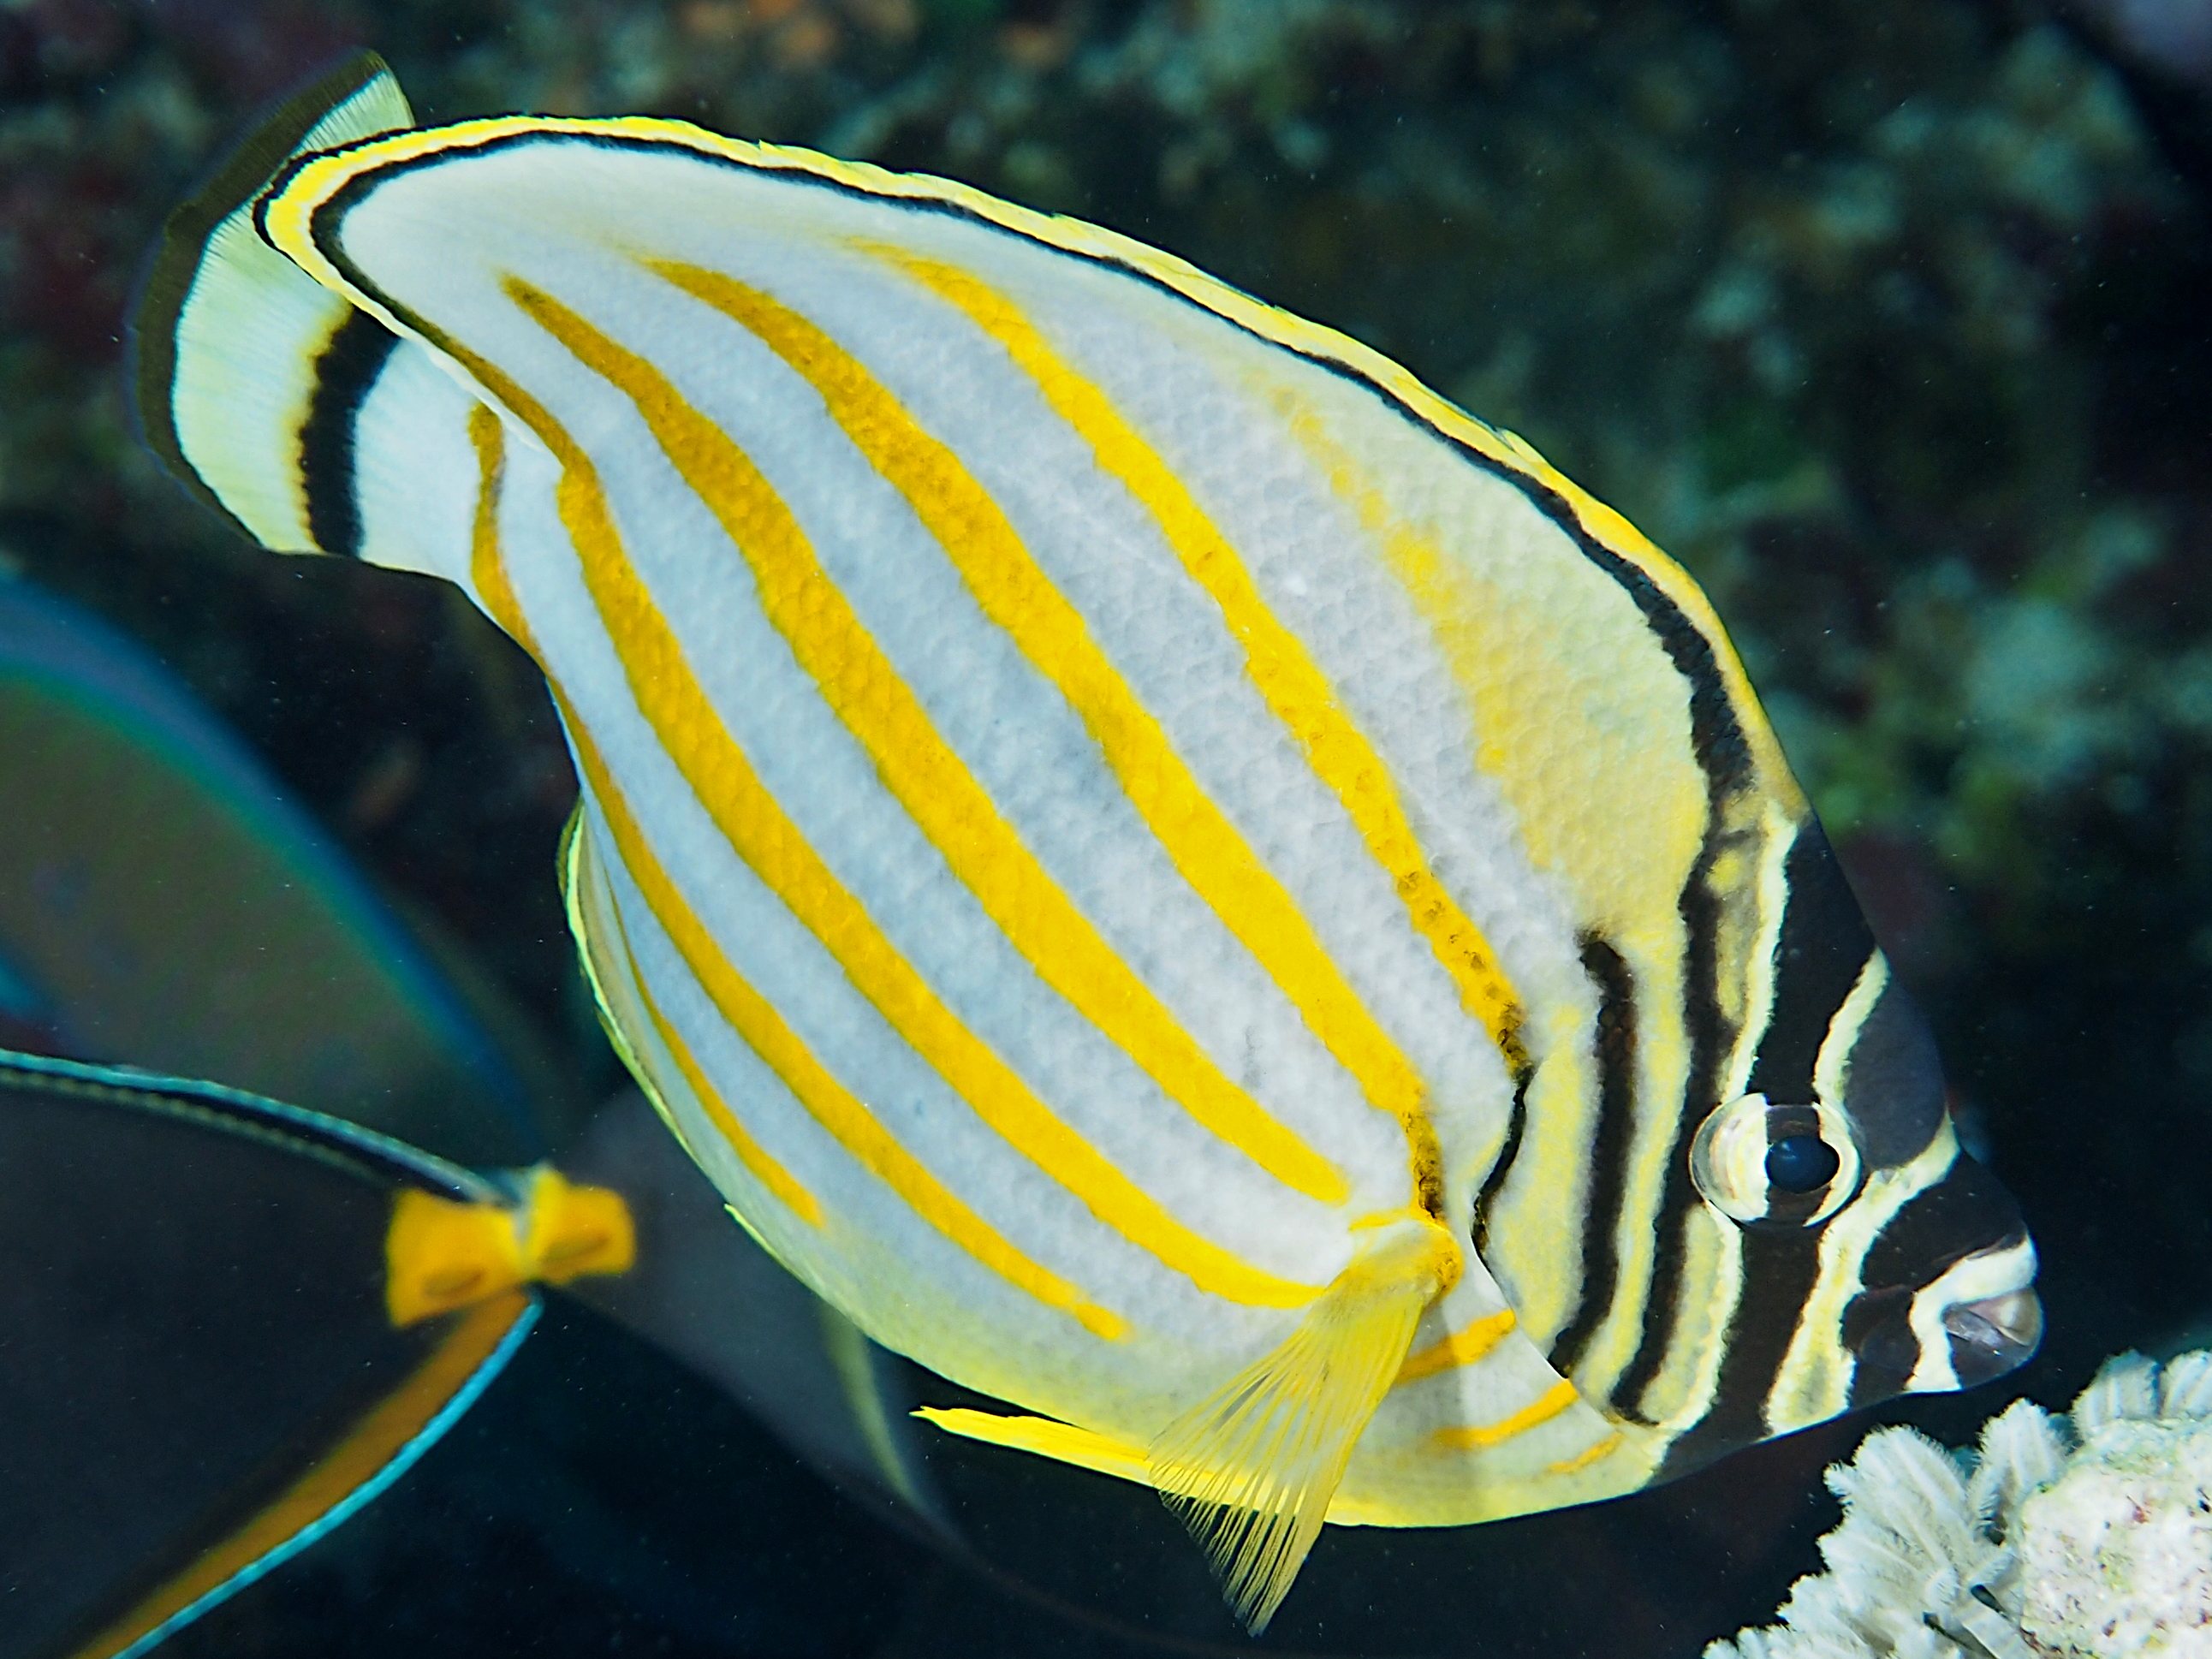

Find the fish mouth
[[1941, 1285, 2043, 1388], [1903, 1233, 2042, 1393]]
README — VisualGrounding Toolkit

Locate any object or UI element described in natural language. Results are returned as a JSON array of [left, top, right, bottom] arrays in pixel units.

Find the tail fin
[[1150, 1216, 1459, 1633], [131, 51, 413, 554]]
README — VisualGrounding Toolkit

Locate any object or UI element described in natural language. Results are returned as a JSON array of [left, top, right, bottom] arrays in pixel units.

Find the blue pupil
[[1766, 1134, 1840, 1194]]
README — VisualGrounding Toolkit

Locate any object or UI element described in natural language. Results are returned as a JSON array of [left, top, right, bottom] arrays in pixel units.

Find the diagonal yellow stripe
[[469, 403, 1118, 1334], [1545, 1431, 1626, 1476], [1432, 1377, 1580, 1451], [868, 249, 1536, 1176], [458, 327, 1316, 1311], [481, 413, 815, 1228], [592, 831, 827, 1229], [573, 721, 1127, 1337], [517, 273, 1341, 1212], [1394, 1308, 1517, 1384], [650, 260, 1435, 1216]]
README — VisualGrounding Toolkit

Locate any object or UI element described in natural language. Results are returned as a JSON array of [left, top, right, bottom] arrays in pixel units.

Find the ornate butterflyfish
[[134, 51, 2042, 1633]]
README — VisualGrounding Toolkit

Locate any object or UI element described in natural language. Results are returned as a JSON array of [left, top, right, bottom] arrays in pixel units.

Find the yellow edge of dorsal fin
[[133, 51, 414, 555], [1150, 1216, 1458, 1634]]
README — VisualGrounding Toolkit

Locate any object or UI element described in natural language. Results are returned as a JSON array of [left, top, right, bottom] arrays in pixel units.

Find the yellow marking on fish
[[871, 247, 1527, 1202], [1151, 1213, 1458, 1633], [607, 865, 828, 1229], [461, 312, 1314, 1312], [1264, 391, 1710, 1393], [570, 736, 1129, 1337], [518, 272, 1337, 1205], [1545, 1431, 1626, 1476], [651, 259, 1434, 1210], [384, 1168, 631, 1329], [918, 1406, 1155, 1486], [1431, 1377, 1580, 1451], [1394, 1308, 1517, 1384], [471, 399, 1116, 1331], [477, 407, 819, 1228], [465, 404, 538, 656]]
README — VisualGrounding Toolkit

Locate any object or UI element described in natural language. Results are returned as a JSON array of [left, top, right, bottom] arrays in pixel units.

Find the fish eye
[[1764, 1133, 1840, 1193], [1690, 1093, 1862, 1228]]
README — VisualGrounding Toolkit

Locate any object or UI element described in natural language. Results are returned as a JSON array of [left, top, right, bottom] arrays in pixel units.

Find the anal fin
[[917, 1406, 1153, 1487], [1149, 1215, 1458, 1633]]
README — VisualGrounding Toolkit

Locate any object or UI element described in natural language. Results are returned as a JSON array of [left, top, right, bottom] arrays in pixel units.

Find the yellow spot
[[519, 1167, 636, 1281], [384, 1173, 633, 1328], [1395, 1308, 1517, 1384], [384, 1188, 520, 1325], [1432, 1377, 1581, 1452]]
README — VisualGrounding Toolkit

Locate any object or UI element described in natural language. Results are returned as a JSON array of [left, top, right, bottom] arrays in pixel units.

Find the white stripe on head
[[1904, 1233, 2040, 1394]]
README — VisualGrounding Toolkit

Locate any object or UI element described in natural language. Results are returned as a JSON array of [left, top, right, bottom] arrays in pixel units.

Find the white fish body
[[136, 54, 2041, 1632]]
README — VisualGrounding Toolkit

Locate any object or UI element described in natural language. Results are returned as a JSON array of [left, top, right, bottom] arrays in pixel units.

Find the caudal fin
[[131, 51, 413, 554], [1150, 1216, 1458, 1634]]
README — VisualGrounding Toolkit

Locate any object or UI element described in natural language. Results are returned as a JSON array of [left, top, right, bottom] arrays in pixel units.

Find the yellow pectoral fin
[[915, 1407, 1154, 1488], [1150, 1215, 1460, 1635]]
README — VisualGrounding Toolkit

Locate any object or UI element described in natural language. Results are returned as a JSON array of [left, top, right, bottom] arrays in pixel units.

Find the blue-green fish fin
[[0, 1050, 540, 1659]]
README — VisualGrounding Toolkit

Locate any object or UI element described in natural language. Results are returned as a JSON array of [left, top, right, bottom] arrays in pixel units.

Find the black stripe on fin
[[128, 51, 408, 548], [1547, 935, 1638, 1377], [300, 310, 401, 558]]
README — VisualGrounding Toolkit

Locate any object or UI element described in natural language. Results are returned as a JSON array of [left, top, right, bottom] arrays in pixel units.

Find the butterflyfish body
[[136, 53, 2042, 1632]]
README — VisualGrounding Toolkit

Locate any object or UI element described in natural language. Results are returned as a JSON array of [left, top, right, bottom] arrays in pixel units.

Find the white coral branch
[[1705, 1349, 2212, 1659]]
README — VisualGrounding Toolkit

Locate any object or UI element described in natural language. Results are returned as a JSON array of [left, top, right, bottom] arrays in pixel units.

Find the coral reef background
[[1, 1, 2208, 1654]]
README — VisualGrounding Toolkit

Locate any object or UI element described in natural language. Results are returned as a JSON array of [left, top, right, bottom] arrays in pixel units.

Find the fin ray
[[1149, 1217, 1457, 1632]]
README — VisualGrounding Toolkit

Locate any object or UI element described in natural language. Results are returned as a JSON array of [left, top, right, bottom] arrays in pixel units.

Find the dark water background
[[2, 1, 2209, 1654]]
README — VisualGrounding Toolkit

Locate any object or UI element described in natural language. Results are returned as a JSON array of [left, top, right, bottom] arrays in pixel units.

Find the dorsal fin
[[130, 51, 413, 554]]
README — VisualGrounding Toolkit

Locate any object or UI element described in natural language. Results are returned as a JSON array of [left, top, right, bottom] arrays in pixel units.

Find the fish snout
[[1941, 1283, 2043, 1388], [1903, 1232, 2042, 1394]]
